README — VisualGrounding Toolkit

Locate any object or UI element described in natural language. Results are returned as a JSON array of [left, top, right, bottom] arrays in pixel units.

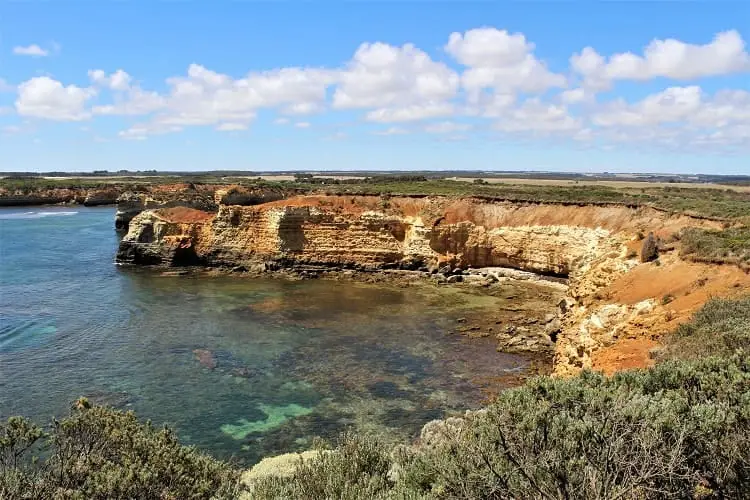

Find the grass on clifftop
[[679, 226, 750, 268], [4, 176, 750, 220]]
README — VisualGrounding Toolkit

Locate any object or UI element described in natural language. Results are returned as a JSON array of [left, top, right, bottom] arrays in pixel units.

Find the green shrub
[[680, 226, 750, 267], [0, 400, 242, 500], [251, 354, 750, 499], [251, 433, 394, 500], [661, 296, 750, 361]]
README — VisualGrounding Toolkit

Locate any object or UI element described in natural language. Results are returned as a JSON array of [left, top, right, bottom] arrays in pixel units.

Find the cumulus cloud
[[111, 64, 336, 136], [446, 28, 566, 98], [493, 99, 582, 135], [216, 123, 248, 132], [333, 42, 458, 109], [424, 121, 472, 134], [373, 126, 409, 136], [89, 69, 133, 91], [118, 122, 182, 140], [13, 44, 49, 57], [4, 26, 747, 154], [572, 30, 750, 89], [16, 77, 96, 121], [365, 102, 454, 122]]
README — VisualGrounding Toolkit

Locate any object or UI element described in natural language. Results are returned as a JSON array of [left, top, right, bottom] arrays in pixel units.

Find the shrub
[[680, 226, 750, 267], [251, 354, 750, 499], [0, 400, 242, 499], [251, 433, 393, 500], [660, 296, 750, 361]]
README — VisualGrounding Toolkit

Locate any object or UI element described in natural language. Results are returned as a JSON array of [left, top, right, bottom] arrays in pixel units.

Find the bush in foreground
[[0, 401, 242, 500], [252, 354, 750, 499]]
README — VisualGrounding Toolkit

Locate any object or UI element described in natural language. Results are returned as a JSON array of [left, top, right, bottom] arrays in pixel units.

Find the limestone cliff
[[116, 194, 729, 376], [117, 197, 616, 277]]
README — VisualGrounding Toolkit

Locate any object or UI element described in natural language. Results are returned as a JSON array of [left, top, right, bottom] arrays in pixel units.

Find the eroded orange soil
[[158, 207, 215, 223], [590, 252, 750, 375]]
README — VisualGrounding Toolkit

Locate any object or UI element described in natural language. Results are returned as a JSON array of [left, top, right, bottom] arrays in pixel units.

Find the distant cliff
[[0, 186, 121, 207]]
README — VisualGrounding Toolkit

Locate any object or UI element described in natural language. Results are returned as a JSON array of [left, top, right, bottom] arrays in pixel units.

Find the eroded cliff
[[117, 194, 739, 376]]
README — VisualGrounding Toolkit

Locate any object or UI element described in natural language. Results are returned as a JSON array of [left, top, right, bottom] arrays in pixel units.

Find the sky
[[0, 2, 749, 174]]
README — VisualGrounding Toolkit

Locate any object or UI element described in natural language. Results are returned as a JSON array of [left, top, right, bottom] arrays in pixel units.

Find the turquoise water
[[0, 206, 530, 465]]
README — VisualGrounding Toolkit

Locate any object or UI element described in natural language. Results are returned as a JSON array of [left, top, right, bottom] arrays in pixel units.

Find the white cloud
[[216, 122, 248, 131], [118, 122, 182, 140], [446, 28, 566, 98], [365, 102, 454, 122], [16, 77, 96, 121], [92, 88, 165, 116], [282, 102, 324, 115], [13, 44, 49, 57], [593, 86, 703, 127], [333, 42, 458, 109], [4, 26, 748, 156], [108, 64, 335, 133], [89, 69, 133, 91], [424, 121, 471, 134], [374, 126, 409, 136], [560, 88, 590, 104], [572, 30, 750, 89], [87, 69, 165, 116], [493, 99, 582, 134], [585, 87, 750, 151]]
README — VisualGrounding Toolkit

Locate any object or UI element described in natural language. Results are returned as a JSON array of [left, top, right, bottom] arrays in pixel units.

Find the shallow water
[[0, 206, 534, 465]]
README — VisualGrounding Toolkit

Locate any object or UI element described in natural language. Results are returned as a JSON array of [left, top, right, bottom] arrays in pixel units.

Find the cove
[[0, 206, 554, 465]]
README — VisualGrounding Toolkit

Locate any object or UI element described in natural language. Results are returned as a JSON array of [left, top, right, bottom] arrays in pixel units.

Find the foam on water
[[0, 210, 79, 220]]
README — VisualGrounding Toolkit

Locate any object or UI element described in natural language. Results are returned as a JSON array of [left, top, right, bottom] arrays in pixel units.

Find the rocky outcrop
[[83, 189, 120, 206], [115, 184, 289, 232]]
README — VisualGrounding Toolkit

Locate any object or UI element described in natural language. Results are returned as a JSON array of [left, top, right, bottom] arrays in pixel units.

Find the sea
[[0, 206, 530, 465]]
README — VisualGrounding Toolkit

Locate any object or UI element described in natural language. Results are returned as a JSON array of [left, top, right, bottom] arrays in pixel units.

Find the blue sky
[[0, 2, 749, 174]]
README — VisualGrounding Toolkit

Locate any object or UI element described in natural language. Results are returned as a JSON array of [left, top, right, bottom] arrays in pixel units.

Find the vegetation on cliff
[[679, 226, 750, 269], [4, 175, 750, 220], [3, 296, 749, 499]]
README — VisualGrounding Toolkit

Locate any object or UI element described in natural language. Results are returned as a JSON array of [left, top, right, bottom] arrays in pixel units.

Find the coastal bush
[[660, 296, 750, 361], [679, 226, 750, 267], [251, 354, 750, 499], [0, 400, 242, 500], [251, 433, 394, 499]]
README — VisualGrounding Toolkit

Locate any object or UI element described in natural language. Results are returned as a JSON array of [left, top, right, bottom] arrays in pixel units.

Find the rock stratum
[[116, 194, 750, 377]]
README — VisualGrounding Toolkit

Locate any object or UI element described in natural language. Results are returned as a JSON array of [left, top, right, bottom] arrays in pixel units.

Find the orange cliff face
[[116, 194, 736, 377]]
